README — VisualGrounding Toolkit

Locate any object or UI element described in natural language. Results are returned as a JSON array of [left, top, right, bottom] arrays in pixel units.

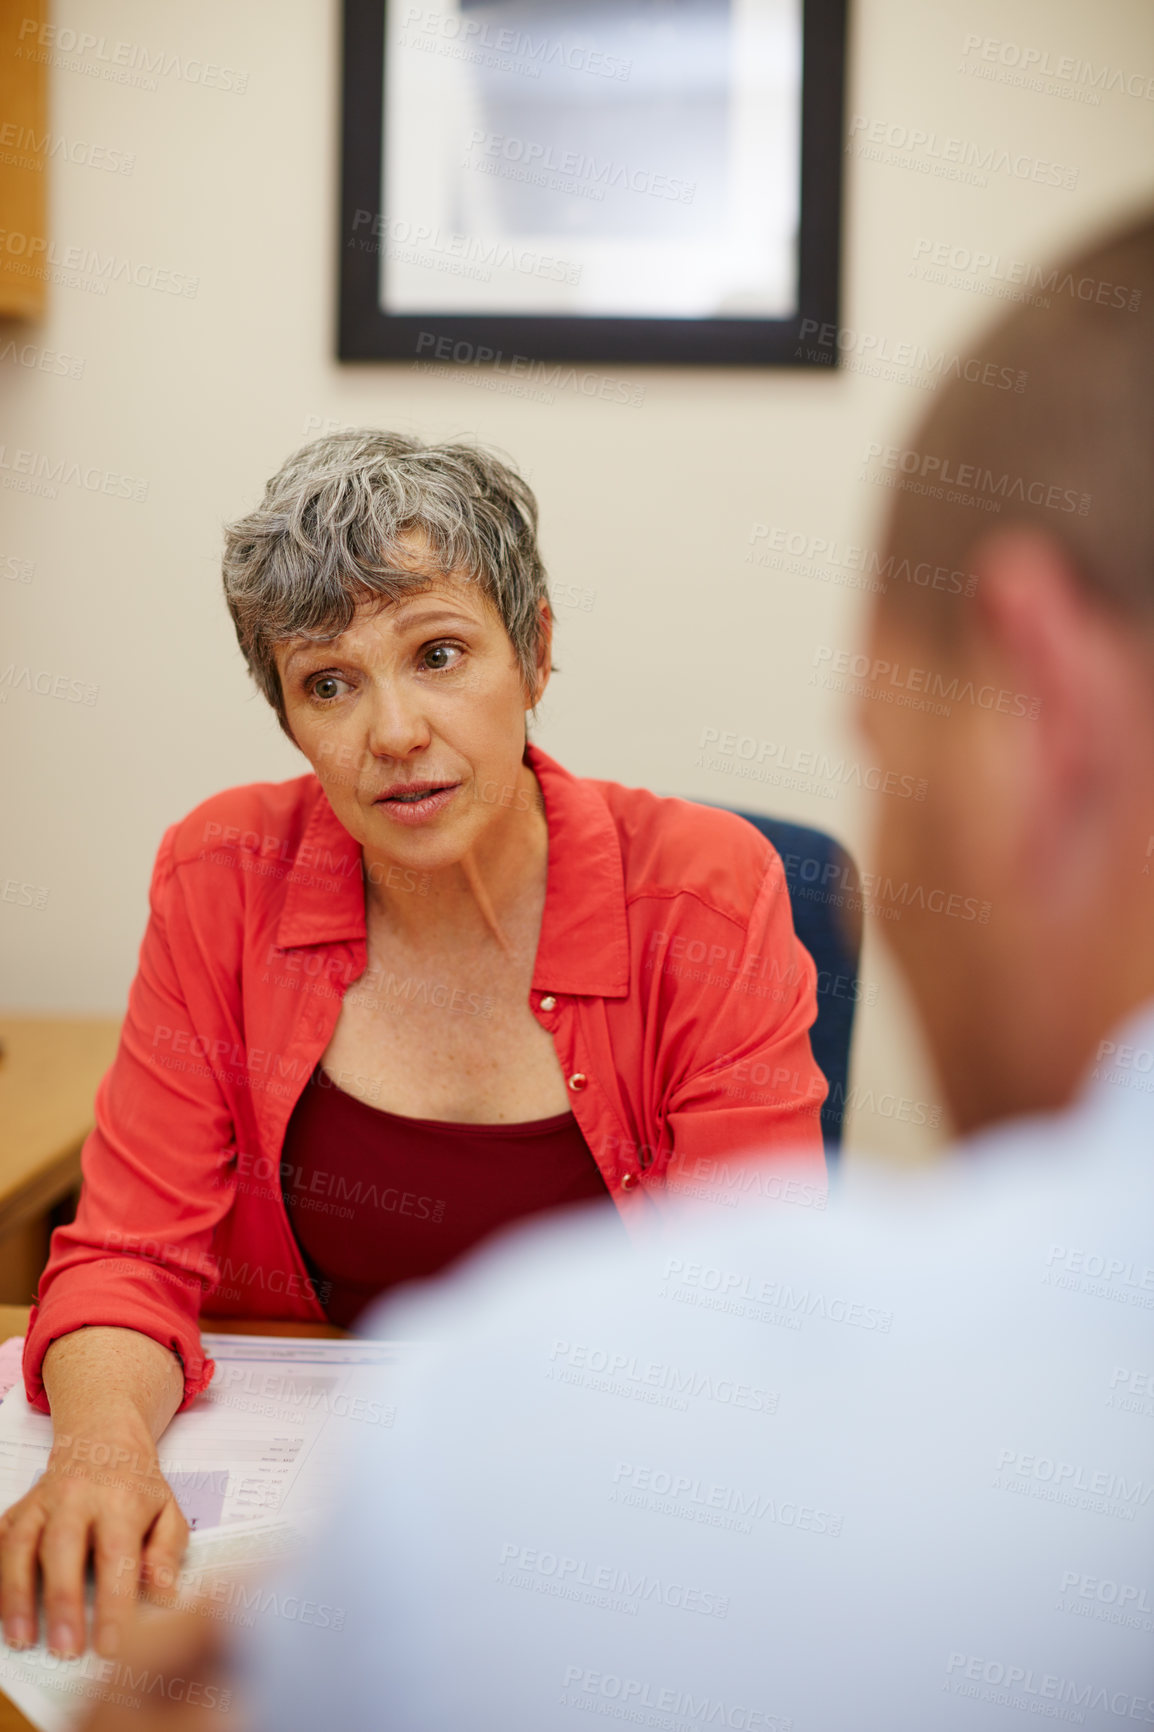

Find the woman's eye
[[310, 675, 346, 701], [423, 643, 462, 671]]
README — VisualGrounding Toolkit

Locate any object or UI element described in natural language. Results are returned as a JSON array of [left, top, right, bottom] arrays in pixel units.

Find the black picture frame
[[339, 0, 846, 367]]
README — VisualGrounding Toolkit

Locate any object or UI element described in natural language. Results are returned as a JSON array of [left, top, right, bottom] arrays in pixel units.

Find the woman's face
[[275, 574, 551, 875]]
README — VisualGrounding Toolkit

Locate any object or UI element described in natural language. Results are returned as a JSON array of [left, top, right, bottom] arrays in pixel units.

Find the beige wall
[[2, 0, 1152, 1163]]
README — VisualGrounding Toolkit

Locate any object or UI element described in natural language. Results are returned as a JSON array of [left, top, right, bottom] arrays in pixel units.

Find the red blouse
[[25, 746, 826, 1413], [280, 1068, 616, 1328]]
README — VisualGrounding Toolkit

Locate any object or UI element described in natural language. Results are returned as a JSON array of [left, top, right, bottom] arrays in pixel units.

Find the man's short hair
[[882, 213, 1154, 640]]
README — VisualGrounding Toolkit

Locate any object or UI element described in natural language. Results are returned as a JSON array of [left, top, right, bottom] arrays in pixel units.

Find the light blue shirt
[[250, 1005, 1154, 1730]]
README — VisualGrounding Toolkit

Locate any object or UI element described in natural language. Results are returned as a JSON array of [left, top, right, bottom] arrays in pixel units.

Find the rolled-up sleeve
[[23, 827, 238, 1413]]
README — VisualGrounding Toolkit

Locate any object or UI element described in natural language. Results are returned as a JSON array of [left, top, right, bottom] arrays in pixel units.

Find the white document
[[0, 1334, 402, 1732]]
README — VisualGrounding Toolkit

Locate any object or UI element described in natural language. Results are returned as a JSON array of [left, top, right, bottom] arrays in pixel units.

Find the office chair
[[699, 807, 863, 1155]]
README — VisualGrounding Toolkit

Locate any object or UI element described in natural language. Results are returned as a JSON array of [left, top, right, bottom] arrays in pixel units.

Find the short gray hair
[[221, 430, 549, 730]]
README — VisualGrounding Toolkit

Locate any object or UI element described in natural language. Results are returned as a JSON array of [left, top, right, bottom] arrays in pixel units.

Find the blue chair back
[[720, 810, 862, 1154]]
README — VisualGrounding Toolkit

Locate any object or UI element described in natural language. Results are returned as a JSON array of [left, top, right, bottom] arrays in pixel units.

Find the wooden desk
[[0, 1018, 122, 1305], [0, 1017, 123, 1237], [0, 1306, 33, 1345], [0, 1308, 348, 1731]]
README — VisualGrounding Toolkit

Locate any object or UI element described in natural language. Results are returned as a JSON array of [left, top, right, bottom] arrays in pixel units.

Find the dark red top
[[280, 1067, 617, 1326]]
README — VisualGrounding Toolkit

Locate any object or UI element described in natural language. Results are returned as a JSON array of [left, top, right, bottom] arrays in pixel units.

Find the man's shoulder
[[381, 1112, 1151, 1360], [336, 1112, 1154, 1732]]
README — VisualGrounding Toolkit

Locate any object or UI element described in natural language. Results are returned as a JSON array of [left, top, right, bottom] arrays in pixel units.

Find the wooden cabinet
[[0, 0, 47, 318]]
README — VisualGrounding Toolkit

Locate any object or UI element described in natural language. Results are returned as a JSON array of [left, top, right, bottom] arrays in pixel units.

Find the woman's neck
[[362, 773, 549, 955]]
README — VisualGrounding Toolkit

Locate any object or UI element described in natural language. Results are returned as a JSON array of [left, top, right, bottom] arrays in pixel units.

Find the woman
[[0, 432, 825, 1660]]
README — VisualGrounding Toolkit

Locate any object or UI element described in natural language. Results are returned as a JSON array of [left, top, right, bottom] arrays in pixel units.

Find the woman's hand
[[0, 1325, 188, 1657], [0, 1420, 189, 1657]]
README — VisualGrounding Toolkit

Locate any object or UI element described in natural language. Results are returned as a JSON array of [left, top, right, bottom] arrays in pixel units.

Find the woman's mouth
[[374, 782, 460, 825]]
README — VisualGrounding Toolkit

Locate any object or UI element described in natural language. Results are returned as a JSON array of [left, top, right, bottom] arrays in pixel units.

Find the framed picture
[[339, 0, 846, 366]]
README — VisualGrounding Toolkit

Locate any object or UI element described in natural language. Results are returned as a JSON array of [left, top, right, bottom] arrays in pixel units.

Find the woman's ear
[[530, 599, 554, 706]]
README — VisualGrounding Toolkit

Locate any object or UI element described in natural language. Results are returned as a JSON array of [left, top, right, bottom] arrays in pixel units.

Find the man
[[94, 214, 1154, 1730]]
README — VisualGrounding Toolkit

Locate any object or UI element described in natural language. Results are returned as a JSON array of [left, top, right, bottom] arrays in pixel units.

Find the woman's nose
[[362, 683, 432, 760]]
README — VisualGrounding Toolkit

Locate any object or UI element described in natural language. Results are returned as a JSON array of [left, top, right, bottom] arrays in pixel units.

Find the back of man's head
[[884, 217, 1154, 637], [860, 214, 1154, 1135]]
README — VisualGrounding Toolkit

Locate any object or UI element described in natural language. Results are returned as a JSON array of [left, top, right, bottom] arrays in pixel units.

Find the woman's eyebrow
[[388, 607, 479, 632], [282, 642, 337, 676], [282, 610, 479, 673]]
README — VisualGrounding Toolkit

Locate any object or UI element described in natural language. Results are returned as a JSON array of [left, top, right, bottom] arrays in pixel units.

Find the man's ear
[[968, 527, 1131, 864]]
